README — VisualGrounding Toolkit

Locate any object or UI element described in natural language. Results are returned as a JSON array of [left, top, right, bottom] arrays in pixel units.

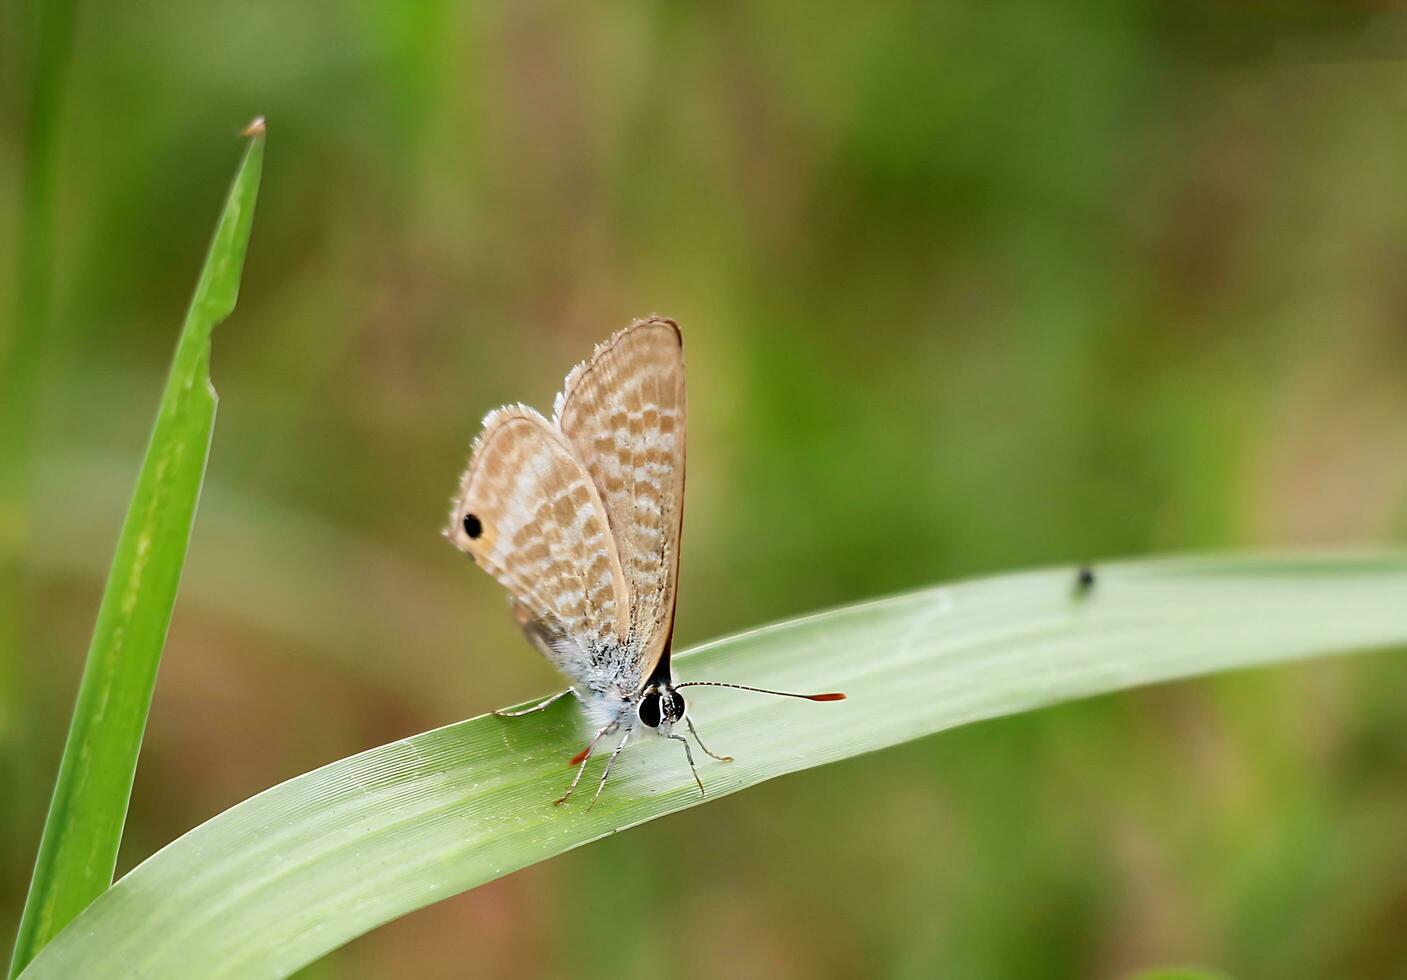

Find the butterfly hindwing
[[447, 406, 630, 678], [553, 317, 687, 687]]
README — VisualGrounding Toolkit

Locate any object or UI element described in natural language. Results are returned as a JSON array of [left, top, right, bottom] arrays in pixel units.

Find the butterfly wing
[[447, 406, 631, 680], [552, 317, 686, 688]]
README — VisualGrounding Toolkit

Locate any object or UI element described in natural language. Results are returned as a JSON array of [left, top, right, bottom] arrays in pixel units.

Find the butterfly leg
[[555, 722, 615, 806], [666, 733, 707, 797], [494, 688, 575, 718], [685, 716, 733, 763], [586, 726, 634, 810]]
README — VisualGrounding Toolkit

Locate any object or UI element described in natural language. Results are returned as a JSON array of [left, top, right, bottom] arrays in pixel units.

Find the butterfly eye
[[462, 513, 483, 539], [665, 690, 685, 721], [638, 691, 662, 728]]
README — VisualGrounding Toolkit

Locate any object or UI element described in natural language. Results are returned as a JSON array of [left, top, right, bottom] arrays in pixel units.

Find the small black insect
[[1074, 564, 1096, 597]]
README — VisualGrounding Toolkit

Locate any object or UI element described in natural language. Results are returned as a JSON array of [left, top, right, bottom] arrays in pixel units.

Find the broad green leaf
[[18, 552, 1407, 978], [8, 121, 265, 977]]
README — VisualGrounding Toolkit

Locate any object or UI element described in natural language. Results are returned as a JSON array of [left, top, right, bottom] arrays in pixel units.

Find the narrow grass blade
[[18, 552, 1407, 979], [7, 121, 265, 977]]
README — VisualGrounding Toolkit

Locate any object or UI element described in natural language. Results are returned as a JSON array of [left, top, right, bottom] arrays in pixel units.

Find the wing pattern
[[553, 317, 686, 685], [446, 406, 630, 678]]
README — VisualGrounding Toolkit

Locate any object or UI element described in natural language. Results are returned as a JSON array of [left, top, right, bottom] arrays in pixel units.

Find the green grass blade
[[7, 121, 265, 978], [17, 552, 1407, 979]]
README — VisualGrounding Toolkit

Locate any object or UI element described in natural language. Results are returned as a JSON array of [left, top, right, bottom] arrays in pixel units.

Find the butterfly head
[[637, 684, 686, 734]]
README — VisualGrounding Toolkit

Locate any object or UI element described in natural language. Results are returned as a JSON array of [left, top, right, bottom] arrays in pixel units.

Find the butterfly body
[[519, 613, 667, 734], [448, 317, 840, 806]]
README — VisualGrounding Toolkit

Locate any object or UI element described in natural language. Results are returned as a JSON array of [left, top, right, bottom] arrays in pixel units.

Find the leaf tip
[[241, 116, 267, 138]]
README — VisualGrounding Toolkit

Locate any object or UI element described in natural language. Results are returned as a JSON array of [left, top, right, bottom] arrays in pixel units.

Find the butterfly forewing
[[447, 406, 630, 672], [553, 317, 686, 685]]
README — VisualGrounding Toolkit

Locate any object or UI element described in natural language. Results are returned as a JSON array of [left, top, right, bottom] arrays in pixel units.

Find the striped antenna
[[674, 681, 846, 701]]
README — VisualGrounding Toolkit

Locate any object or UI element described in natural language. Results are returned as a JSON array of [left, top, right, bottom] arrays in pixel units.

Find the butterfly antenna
[[674, 681, 846, 701]]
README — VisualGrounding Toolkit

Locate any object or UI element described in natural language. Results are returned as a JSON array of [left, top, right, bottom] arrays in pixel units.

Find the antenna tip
[[242, 116, 267, 137], [809, 692, 847, 701]]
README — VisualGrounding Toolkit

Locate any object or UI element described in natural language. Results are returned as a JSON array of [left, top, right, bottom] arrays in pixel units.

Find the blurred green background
[[4, 2, 1407, 977]]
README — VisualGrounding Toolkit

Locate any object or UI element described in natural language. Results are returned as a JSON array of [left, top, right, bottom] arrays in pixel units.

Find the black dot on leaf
[[463, 513, 483, 539]]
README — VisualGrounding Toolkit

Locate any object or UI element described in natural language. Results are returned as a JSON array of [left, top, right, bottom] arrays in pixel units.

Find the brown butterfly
[[446, 317, 844, 807]]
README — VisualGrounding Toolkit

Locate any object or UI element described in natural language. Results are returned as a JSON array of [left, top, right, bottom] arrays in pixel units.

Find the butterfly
[[446, 316, 844, 808]]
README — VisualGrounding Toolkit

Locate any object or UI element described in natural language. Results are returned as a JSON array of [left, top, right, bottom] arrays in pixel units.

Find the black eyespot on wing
[[638, 691, 662, 728], [463, 513, 483, 539]]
